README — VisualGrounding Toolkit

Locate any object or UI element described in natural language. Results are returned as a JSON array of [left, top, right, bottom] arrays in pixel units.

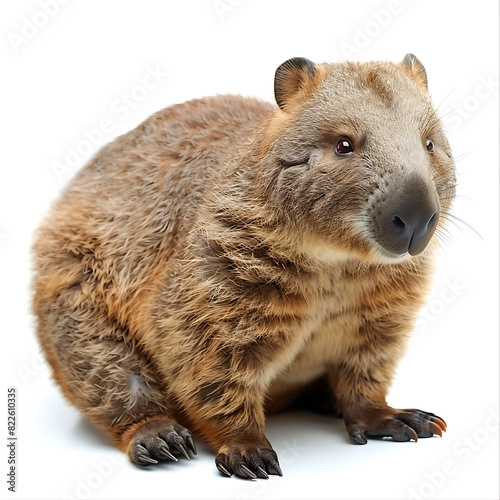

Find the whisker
[[437, 183, 475, 203], [451, 195, 475, 203], [443, 215, 466, 234], [435, 89, 456, 114], [429, 233, 450, 258], [454, 150, 474, 160], [438, 107, 459, 120], [442, 211, 483, 240], [454, 150, 477, 163], [435, 224, 453, 243], [437, 223, 453, 237]]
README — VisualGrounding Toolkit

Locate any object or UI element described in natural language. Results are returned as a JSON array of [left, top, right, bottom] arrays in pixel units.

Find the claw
[[137, 454, 158, 465], [351, 430, 368, 445], [216, 462, 232, 477], [428, 412, 447, 425], [432, 416, 447, 432], [405, 425, 419, 442], [240, 464, 257, 479], [177, 442, 191, 461], [255, 465, 269, 479], [159, 445, 178, 461], [419, 411, 447, 430], [428, 421, 443, 437], [186, 435, 197, 455], [270, 461, 283, 477]]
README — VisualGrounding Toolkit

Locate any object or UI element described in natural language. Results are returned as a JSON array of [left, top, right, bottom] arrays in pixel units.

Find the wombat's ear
[[274, 57, 318, 110], [401, 53, 428, 89]]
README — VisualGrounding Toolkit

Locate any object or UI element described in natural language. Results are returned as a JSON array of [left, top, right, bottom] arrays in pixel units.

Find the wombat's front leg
[[329, 321, 447, 444], [175, 347, 283, 479], [189, 381, 282, 479]]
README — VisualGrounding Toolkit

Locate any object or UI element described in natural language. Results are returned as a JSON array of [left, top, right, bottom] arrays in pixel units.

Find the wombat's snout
[[374, 174, 439, 257]]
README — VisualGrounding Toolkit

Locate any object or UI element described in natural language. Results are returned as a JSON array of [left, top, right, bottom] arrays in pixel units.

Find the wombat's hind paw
[[128, 420, 197, 466], [347, 408, 447, 444], [215, 444, 282, 479]]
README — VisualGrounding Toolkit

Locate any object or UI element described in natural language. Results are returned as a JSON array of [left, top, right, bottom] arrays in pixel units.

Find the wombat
[[32, 54, 455, 479]]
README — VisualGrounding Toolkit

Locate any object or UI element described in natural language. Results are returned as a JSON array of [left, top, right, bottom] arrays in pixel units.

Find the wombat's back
[[32, 95, 272, 323]]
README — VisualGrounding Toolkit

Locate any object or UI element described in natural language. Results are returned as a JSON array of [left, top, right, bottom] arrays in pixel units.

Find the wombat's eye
[[335, 139, 354, 156], [426, 139, 434, 152]]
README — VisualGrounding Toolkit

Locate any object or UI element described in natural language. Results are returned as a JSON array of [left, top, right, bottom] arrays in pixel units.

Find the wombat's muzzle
[[374, 174, 439, 256]]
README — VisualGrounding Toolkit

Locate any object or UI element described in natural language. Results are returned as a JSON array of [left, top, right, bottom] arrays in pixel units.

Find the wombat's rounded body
[[32, 55, 455, 478]]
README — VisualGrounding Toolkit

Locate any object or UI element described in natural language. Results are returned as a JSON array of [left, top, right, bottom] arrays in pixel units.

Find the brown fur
[[32, 56, 455, 477]]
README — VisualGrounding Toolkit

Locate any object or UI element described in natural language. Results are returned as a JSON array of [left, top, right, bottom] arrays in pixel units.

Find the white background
[[1, 1, 498, 499]]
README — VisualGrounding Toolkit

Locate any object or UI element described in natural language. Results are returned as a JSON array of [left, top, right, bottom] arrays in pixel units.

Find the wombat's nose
[[389, 206, 438, 256], [375, 175, 439, 256]]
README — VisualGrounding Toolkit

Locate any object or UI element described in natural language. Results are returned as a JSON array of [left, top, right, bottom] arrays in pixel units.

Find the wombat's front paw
[[345, 407, 447, 444], [128, 419, 197, 466], [215, 442, 283, 479]]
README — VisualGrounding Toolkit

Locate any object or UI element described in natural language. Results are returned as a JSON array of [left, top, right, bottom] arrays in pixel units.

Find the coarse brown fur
[[31, 55, 455, 478]]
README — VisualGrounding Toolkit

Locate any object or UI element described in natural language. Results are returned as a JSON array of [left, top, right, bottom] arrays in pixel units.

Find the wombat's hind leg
[[40, 296, 196, 466]]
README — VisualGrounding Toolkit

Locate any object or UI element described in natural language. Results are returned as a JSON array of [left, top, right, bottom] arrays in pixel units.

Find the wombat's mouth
[[369, 239, 410, 261]]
